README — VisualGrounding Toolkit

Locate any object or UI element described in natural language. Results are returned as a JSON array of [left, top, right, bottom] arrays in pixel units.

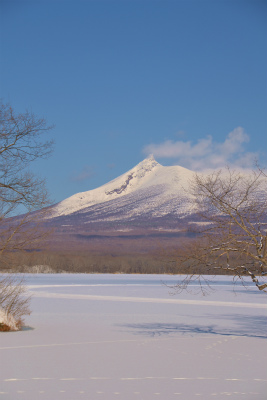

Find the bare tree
[[0, 102, 53, 215], [170, 167, 267, 293], [0, 101, 54, 330]]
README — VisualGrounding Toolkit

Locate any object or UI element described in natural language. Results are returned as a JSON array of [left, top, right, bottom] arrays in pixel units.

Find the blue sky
[[1, 0, 266, 204]]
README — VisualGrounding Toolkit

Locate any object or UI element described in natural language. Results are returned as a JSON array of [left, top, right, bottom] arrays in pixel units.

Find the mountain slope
[[51, 155, 196, 224]]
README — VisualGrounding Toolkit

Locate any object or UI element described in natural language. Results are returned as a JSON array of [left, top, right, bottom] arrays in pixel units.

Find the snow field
[[0, 274, 266, 400]]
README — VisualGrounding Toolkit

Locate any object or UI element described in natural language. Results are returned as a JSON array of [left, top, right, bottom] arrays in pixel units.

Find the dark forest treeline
[[0, 249, 249, 276], [0, 250, 178, 274]]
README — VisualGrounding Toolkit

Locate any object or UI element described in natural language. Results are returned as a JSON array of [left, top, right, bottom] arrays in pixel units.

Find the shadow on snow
[[117, 314, 267, 339]]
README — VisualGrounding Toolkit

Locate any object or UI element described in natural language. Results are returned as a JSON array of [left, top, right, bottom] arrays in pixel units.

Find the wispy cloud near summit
[[143, 127, 258, 170], [71, 165, 95, 182]]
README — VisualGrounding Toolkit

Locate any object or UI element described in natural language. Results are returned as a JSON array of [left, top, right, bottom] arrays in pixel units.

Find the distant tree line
[[1, 249, 245, 276]]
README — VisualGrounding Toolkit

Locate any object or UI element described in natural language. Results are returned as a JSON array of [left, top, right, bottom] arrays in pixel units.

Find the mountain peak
[[51, 155, 195, 218], [135, 154, 160, 170], [144, 153, 156, 162]]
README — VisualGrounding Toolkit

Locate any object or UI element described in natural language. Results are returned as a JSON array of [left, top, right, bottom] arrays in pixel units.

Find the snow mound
[[0, 308, 19, 331]]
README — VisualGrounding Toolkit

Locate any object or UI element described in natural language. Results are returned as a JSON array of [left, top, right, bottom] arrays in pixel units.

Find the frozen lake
[[1, 274, 266, 400]]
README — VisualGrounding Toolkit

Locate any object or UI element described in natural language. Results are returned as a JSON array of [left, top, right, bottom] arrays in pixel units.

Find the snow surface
[[52, 156, 196, 217], [1, 274, 266, 400]]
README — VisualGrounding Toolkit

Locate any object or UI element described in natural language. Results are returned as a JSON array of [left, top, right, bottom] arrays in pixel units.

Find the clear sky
[[1, 0, 266, 204]]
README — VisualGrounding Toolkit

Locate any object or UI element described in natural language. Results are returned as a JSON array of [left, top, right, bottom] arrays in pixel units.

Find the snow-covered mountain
[[26, 157, 262, 255], [50, 155, 197, 227]]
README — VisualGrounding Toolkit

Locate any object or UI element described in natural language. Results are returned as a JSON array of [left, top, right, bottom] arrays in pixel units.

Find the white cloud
[[143, 127, 258, 171]]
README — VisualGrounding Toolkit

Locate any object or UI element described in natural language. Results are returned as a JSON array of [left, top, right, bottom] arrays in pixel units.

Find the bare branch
[[0, 101, 54, 330], [171, 166, 267, 293]]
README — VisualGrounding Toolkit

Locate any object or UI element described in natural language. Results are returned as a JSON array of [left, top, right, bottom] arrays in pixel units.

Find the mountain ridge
[[51, 155, 196, 220]]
